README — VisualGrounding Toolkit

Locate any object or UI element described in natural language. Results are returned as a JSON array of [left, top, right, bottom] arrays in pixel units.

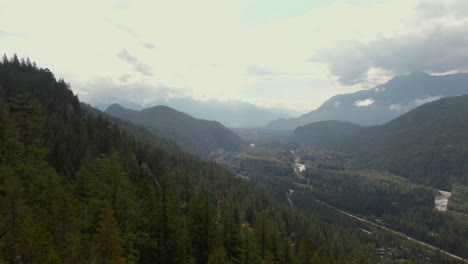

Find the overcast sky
[[1, 0, 468, 112]]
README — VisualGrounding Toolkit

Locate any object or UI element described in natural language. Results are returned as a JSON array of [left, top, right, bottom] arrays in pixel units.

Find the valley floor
[[214, 139, 468, 263], [289, 152, 465, 262]]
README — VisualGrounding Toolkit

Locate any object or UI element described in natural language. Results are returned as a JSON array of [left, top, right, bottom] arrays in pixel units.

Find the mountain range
[[105, 103, 246, 157], [267, 72, 468, 130], [292, 94, 468, 190], [97, 97, 300, 128]]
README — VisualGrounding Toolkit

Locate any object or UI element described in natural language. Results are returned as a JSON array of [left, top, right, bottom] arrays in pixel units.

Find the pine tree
[[95, 202, 124, 264], [297, 235, 314, 264], [222, 205, 241, 260], [14, 213, 61, 263], [255, 212, 269, 260], [11, 54, 20, 67], [188, 193, 215, 264], [0, 175, 24, 262], [234, 230, 260, 264], [278, 239, 295, 264], [153, 168, 186, 264], [9, 93, 47, 165], [207, 247, 229, 264], [1, 54, 7, 64]]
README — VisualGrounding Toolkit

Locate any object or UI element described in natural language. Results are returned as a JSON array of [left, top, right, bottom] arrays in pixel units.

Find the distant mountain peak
[[105, 104, 246, 157], [144, 104, 177, 112], [106, 103, 125, 110], [105, 103, 132, 116]]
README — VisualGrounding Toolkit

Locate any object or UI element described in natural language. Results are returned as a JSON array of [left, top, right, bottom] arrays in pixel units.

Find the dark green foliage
[[298, 94, 468, 190], [188, 193, 215, 264], [95, 202, 124, 263], [344, 94, 468, 190], [303, 169, 435, 216], [292, 120, 362, 146], [293, 145, 468, 260]]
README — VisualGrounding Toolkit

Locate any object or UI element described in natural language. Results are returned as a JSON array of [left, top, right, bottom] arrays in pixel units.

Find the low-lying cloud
[[389, 96, 443, 112], [414, 96, 442, 107], [73, 78, 182, 109], [354, 98, 374, 107]]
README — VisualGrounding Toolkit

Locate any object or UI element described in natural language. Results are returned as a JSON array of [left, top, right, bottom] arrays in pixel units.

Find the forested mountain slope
[[0, 56, 440, 263], [105, 103, 246, 157], [298, 94, 468, 190], [267, 72, 468, 130], [292, 120, 362, 146]]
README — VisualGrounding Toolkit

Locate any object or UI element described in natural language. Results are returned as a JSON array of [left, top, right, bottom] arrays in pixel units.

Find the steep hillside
[[105, 103, 246, 157], [267, 72, 468, 130], [292, 120, 362, 146], [306, 95, 468, 190]]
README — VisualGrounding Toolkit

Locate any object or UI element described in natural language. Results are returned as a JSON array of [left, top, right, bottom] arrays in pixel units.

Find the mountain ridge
[[98, 97, 301, 128], [105, 103, 246, 157], [295, 94, 468, 190], [292, 120, 362, 146], [266, 72, 468, 130]]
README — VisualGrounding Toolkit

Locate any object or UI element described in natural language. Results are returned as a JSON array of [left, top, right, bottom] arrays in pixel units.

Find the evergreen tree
[[0, 175, 24, 262], [222, 205, 241, 260], [95, 202, 124, 264], [297, 235, 314, 264], [234, 230, 260, 264], [188, 193, 215, 264], [153, 169, 186, 264], [207, 247, 229, 264], [14, 212, 60, 264]]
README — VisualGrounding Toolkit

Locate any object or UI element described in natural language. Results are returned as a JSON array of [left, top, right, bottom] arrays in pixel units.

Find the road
[[289, 150, 467, 263]]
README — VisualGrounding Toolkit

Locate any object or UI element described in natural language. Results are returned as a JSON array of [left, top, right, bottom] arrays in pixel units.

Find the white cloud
[[354, 98, 375, 107], [388, 96, 444, 112], [414, 96, 443, 106], [73, 78, 183, 107], [310, 0, 468, 86], [374, 87, 386, 92], [389, 104, 403, 112], [0, 0, 466, 112]]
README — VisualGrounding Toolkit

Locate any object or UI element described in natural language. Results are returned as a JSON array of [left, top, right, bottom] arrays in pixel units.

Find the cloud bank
[[2, 0, 468, 112], [310, 0, 468, 86], [74, 78, 181, 108]]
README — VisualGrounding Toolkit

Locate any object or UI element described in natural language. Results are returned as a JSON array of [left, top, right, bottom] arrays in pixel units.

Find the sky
[[1, 0, 468, 113]]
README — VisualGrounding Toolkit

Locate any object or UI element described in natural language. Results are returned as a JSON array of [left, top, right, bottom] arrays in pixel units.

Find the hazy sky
[[1, 0, 468, 112]]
